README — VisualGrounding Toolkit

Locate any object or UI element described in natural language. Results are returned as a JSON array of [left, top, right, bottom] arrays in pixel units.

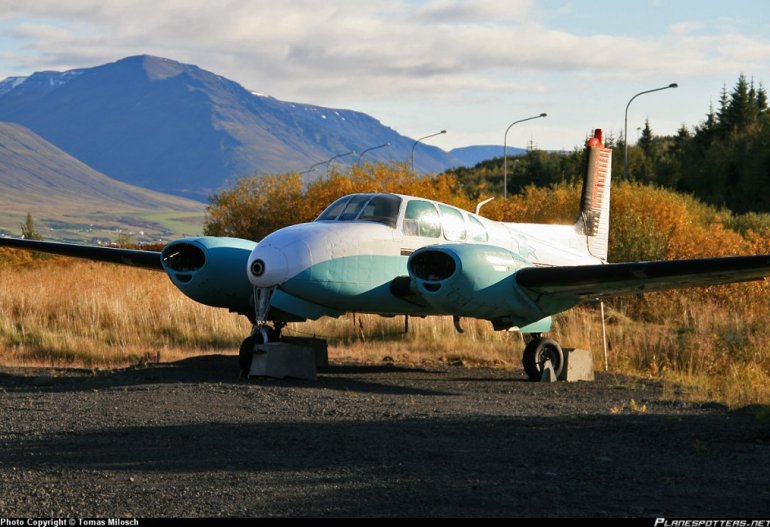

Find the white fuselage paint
[[247, 194, 602, 294]]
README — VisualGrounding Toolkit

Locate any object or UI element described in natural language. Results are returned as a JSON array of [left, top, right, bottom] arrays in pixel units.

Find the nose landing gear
[[238, 323, 284, 378], [239, 286, 281, 378]]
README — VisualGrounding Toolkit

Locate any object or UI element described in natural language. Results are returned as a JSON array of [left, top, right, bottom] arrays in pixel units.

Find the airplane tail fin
[[575, 129, 612, 262]]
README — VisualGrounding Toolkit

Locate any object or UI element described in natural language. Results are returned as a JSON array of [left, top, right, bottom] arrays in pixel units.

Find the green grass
[[0, 210, 204, 243]]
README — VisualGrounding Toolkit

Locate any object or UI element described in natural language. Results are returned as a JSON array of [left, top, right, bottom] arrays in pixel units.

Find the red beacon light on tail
[[586, 129, 603, 148]]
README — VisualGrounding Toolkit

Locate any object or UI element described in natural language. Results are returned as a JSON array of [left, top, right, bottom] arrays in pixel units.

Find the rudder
[[576, 129, 612, 262]]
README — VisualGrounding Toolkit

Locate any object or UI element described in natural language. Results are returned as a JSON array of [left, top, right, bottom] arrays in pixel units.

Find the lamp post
[[623, 83, 677, 181], [325, 151, 353, 176], [503, 113, 546, 199], [357, 142, 390, 165], [299, 161, 325, 176], [410, 130, 446, 172], [300, 151, 354, 177]]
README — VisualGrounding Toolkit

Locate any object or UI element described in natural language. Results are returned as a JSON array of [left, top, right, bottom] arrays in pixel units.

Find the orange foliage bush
[[204, 163, 471, 241]]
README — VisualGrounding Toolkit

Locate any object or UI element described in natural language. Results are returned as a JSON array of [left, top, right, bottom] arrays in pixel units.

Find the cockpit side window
[[439, 205, 467, 241], [316, 196, 351, 221], [337, 194, 371, 221], [357, 195, 402, 228], [467, 214, 488, 242], [403, 200, 441, 238]]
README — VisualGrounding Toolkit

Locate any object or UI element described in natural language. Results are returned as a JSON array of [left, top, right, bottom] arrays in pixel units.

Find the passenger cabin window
[[315, 194, 401, 228], [467, 214, 488, 242], [403, 200, 441, 238], [439, 205, 466, 241]]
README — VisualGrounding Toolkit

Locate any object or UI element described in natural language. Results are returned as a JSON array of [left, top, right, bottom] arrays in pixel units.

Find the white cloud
[[0, 0, 767, 148]]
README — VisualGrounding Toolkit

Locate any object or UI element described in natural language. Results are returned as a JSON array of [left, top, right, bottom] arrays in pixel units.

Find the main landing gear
[[522, 334, 564, 381]]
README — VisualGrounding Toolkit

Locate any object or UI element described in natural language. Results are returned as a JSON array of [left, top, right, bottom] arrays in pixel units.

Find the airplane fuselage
[[246, 193, 601, 326]]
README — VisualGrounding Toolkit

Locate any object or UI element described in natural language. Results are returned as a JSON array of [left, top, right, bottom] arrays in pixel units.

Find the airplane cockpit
[[316, 193, 402, 228], [315, 193, 489, 243]]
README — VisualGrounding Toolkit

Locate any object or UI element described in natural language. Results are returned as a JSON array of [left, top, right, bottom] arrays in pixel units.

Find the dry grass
[[0, 260, 249, 367], [1, 259, 769, 407], [289, 313, 522, 368]]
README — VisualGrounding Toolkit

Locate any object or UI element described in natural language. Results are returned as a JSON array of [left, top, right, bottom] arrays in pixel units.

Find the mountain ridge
[[0, 55, 466, 200], [0, 121, 203, 242]]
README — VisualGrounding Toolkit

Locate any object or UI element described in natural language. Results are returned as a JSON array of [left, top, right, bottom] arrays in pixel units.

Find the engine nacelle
[[407, 244, 550, 329], [161, 236, 256, 316]]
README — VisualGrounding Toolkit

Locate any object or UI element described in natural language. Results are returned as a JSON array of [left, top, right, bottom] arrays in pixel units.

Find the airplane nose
[[248, 245, 289, 287]]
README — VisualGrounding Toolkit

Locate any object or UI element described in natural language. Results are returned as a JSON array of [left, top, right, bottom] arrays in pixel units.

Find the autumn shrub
[[204, 163, 472, 241]]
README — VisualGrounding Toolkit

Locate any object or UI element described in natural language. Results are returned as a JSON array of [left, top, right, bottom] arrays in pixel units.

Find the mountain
[[449, 145, 526, 167], [0, 121, 203, 242], [0, 55, 463, 201]]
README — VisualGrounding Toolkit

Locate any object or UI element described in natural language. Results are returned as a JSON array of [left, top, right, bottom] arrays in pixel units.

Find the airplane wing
[[515, 254, 770, 300], [0, 237, 163, 270]]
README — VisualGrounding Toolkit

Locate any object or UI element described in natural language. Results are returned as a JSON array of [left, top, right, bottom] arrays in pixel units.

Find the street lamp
[[299, 161, 325, 175], [503, 113, 547, 199], [623, 83, 678, 181], [300, 151, 354, 176], [357, 142, 390, 165], [410, 130, 446, 172], [326, 150, 354, 176]]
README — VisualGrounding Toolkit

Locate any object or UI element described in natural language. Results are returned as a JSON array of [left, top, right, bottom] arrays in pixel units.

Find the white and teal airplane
[[4, 129, 770, 380]]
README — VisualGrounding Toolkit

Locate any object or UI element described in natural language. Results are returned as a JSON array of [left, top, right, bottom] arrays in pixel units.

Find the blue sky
[[0, 0, 768, 151]]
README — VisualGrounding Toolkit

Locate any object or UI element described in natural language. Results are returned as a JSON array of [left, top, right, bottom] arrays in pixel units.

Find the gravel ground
[[0, 356, 768, 517]]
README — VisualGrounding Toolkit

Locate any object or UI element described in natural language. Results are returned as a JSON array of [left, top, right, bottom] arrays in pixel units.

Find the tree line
[[446, 74, 770, 213]]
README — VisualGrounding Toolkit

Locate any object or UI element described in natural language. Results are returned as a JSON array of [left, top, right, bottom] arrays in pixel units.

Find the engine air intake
[[162, 243, 206, 272], [410, 250, 457, 281]]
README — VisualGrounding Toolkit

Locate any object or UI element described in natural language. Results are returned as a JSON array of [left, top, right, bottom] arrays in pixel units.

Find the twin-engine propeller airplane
[[3, 129, 770, 380]]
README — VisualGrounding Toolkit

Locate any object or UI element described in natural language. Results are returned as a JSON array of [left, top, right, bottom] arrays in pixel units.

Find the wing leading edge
[[515, 254, 770, 300], [0, 237, 163, 270]]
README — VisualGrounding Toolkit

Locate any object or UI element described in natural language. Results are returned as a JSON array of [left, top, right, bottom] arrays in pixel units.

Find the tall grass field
[[1, 255, 768, 407]]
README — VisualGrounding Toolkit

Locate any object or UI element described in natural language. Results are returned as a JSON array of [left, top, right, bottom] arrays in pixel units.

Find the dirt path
[[0, 356, 768, 517]]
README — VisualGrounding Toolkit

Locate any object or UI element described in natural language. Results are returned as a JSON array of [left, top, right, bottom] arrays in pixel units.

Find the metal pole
[[356, 142, 390, 165], [325, 151, 353, 176], [410, 130, 446, 172], [600, 301, 609, 372], [623, 83, 678, 181], [503, 113, 546, 199]]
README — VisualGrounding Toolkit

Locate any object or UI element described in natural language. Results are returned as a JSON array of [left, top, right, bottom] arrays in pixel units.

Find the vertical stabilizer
[[576, 129, 612, 261]]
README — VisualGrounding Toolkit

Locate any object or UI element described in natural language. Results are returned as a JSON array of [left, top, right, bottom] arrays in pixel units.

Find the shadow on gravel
[[322, 364, 430, 374], [2, 413, 769, 516], [0, 355, 454, 396]]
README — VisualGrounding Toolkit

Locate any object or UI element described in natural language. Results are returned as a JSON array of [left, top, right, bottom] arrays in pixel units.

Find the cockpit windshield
[[316, 194, 402, 228]]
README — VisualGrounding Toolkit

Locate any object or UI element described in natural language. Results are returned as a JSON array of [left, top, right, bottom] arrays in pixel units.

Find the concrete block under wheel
[[281, 336, 329, 370], [558, 348, 595, 382], [249, 342, 318, 380]]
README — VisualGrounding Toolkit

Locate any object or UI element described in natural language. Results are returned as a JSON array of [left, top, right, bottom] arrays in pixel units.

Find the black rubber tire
[[238, 332, 265, 378], [522, 338, 564, 381]]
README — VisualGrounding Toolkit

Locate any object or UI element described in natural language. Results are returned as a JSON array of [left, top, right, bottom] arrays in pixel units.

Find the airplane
[[3, 128, 770, 380]]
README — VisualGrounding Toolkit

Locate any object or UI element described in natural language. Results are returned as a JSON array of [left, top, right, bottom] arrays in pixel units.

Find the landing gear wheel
[[239, 335, 256, 379], [239, 330, 267, 379], [239, 324, 285, 378], [522, 338, 564, 381]]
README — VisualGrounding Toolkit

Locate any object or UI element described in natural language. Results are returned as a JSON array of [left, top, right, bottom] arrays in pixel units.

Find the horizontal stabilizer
[[0, 237, 163, 270], [516, 254, 770, 300]]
